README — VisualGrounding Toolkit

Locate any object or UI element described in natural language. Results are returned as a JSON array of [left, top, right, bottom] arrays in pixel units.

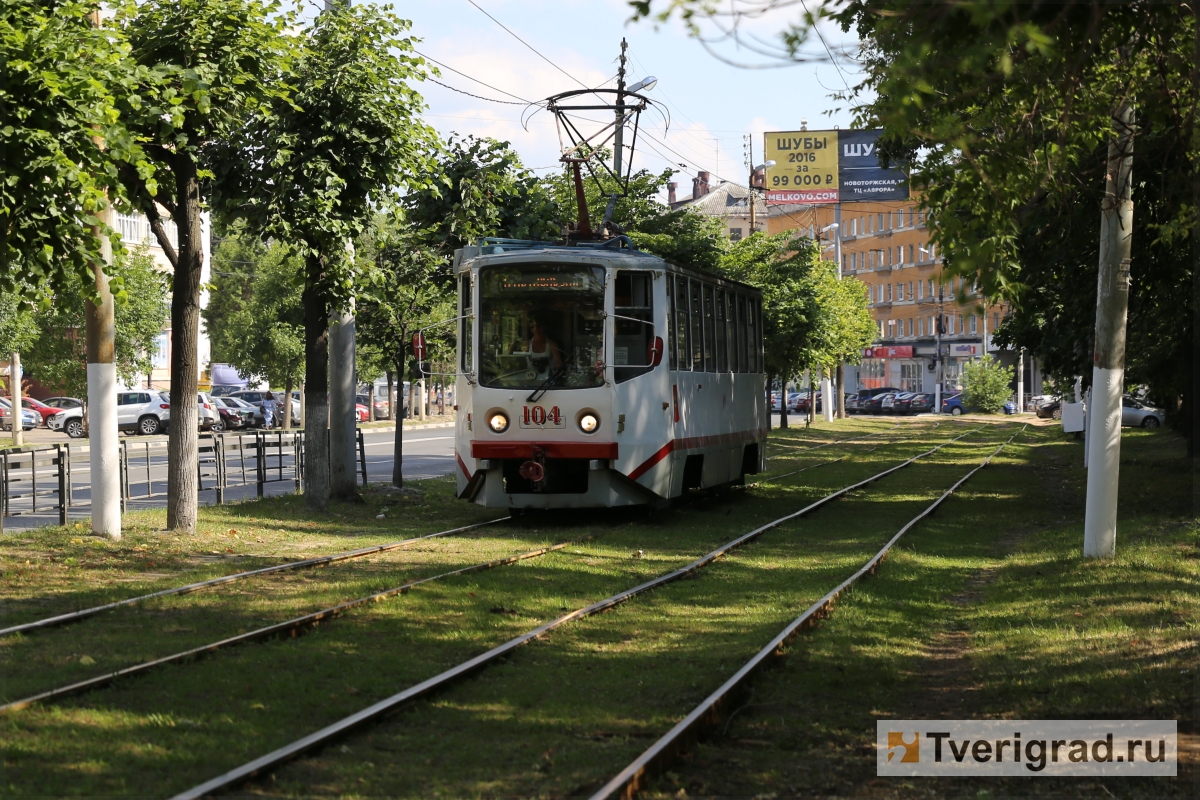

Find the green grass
[[642, 425, 1196, 799], [6, 419, 1176, 798]]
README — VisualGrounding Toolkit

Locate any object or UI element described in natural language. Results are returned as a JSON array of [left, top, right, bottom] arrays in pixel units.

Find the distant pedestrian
[[262, 391, 277, 429]]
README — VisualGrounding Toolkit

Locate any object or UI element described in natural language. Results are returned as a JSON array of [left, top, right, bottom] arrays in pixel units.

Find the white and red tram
[[453, 238, 767, 510]]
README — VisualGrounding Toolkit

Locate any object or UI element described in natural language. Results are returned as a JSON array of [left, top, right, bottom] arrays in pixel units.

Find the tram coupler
[[518, 445, 547, 489]]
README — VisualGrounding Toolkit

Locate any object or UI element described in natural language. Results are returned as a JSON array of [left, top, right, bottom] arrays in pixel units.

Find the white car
[[47, 391, 173, 438], [1121, 396, 1165, 428], [198, 392, 220, 432]]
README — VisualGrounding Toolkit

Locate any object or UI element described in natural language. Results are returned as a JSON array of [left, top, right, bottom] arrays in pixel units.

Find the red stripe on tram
[[626, 428, 764, 482], [456, 453, 472, 479]]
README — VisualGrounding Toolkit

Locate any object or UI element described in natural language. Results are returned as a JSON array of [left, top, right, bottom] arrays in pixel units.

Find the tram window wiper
[[526, 357, 573, 404]]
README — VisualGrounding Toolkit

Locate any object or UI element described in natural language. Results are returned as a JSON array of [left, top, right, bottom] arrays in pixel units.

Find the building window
[[878, 213, 885, 230], [906, 318, 913, 337], [919, 317, 925, 337], [994, 311, 1000, 331], [970, 314, 978, 334], [909, 244, 915, 263], [729, 227, 743, 241], [887, 283, 892, 302], [908, 281, 914, 301], [901, 363, 922, 392], [151, 332, 169, 369], [887, 319, 896, 338]]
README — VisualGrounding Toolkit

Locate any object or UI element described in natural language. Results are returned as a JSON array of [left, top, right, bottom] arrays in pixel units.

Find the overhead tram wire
[[413, 50, 533, 105], [426, 77, 527, 106], [464, 0, 593, 94]]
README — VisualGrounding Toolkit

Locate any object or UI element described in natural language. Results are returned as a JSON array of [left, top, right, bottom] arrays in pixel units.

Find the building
[[668, 171, 768, 241], [766, 198, 1040, 397]]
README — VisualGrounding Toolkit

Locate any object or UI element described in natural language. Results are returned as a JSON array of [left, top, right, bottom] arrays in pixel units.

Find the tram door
[[612, 270, 670, 496]]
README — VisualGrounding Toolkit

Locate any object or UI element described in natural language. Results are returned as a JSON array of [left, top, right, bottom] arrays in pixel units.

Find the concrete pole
[[328, 298, 357, 498], [418, 378, 427, 421], [822, 367, 834, 422], [834, 204, 847, 419], [87, 202, 121, 539], [10, 352, 22, 447], [1084, 100, 1135, 559]]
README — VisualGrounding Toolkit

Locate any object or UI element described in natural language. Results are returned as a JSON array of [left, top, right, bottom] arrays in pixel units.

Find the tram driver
[[508, 315, 564, 379]]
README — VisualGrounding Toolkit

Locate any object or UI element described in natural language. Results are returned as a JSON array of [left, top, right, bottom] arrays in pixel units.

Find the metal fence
[[2, 430, 369, 527]]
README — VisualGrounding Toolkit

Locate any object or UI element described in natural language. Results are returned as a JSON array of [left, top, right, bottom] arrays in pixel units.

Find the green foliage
[[962, 356, 1014, 413], [205, 234, 304, 389], [540, 162, 728, 271], [217, 2, 438, 312], [0, 292, 39, 357], [22, 247, 169, 397], [1, 0, 149, 299], [721, 233, 873, 384]]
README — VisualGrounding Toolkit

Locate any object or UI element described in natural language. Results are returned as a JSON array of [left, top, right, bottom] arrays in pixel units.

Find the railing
[[2, 430, 370, 527], [0, 444, 71, 532]]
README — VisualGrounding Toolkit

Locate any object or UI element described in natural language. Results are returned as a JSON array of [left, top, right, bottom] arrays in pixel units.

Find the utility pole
[[613, 38, 628, 177], [329, 297, 357, 499], [10, 352, 21, 447], [834, 205, 846, 419], [1084, 100, 1135, 559]]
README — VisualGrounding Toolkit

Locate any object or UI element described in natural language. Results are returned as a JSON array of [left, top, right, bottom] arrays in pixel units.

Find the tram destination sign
[[763, 129, 909, 205], [498, 270, 598, 292]]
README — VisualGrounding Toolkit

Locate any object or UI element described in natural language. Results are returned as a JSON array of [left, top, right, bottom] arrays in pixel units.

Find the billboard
[[764, 129, 909, 204]]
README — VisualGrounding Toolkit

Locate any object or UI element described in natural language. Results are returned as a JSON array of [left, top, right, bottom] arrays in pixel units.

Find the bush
[[961, 356, 1014, 412]]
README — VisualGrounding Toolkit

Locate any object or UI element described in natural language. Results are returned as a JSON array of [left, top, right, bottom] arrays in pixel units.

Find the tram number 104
[[519, 405, 565, 429]]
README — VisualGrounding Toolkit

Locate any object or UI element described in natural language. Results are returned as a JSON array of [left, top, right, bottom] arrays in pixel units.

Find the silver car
[[1121, 396, 1164, 428]]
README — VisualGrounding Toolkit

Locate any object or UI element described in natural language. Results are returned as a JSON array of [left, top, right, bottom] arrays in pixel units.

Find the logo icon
[[888, 732, 920, 763]]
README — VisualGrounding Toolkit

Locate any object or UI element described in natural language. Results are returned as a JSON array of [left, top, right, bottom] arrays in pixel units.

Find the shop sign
[[863, 346, 914, 359], [764, 129, 910, 204], [953, 345, 977, 355]]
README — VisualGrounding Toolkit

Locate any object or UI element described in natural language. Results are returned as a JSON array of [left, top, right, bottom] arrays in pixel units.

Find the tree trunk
[[329, 303, 357, 500], [392, 359, 404, 488], [385, 370, 393, 421], [166, 153, 202, 534], [777, 374, 788, 429], [808, 370, 816, 426], [1083, 100, 1135, 559], [282, 376, 294, 430], [836, 363, 847, 419], [303, 255, 331, 510]]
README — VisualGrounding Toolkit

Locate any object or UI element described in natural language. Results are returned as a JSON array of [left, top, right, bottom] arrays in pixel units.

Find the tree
[[114, 0, 297, 532], [20, 247, 170, 398], [201, 231, 257, 365], [1, 0, 149, 299], [962, 356, 1015, 413], [216, 3, 437, 508], [220, 243, 305, 422]]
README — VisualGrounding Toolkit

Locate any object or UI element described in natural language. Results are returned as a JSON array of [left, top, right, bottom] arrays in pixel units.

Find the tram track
[[590, 424, 1028, 800], [0, 422, 895, 713], [0, 518, 508, 638], [165, 423, 990, 799]]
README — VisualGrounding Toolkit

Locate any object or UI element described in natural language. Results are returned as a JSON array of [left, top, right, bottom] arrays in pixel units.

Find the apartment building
[[767, 198, 1039, 396]]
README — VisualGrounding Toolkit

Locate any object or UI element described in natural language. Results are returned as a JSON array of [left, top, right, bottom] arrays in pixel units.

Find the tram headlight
[[487, 412, 509, 433], [579, 413, 599, 434]]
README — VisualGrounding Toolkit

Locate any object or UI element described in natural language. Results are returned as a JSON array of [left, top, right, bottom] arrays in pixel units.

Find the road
[[1, 426, 457, 531]]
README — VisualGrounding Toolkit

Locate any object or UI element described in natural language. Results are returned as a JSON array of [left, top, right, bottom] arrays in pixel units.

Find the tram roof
[[453, 237, 762, 296]]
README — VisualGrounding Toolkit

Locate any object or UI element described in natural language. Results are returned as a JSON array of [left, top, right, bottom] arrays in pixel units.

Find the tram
[[453, 237, 768, 510]]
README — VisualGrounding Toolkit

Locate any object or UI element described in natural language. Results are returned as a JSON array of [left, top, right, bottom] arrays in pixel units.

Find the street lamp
[[627, 75, 658, 94]]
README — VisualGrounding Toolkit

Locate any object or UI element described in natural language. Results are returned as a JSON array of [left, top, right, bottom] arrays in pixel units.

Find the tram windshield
[[478, 264, 606, 390]]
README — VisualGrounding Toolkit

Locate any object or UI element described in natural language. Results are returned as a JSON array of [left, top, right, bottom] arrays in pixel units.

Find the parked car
[[903, 393, 935, 414], [889, 392, 916, 414], [0, 398, 39, 431], [1121, 395, 1164, 428], [212, 396, 257, 429], [844, 394, 861, 414], [880, 392, 907, 413], [119, 391, 172, 435], [46, 407, 85, 437], [941, 393, 970, 415], [21, 397, 58, 425], [209, 385, 243, 398], [861, 393, 894, 414], [1036, 399, 1062, 419], [230, 390, 298, 426], [356, 403, 369, 422], [43, 396, 84, 411], [197, 393, 221, 431]]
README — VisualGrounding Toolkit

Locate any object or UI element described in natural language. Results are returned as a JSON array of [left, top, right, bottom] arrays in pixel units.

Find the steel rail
[[168, 425, 988, 800], [589, 424, 1028, 800], [0, 517, 508, 638], [1, 436, 871, 712], [765, 423, 899, 459], [1, 533, 603, 713]]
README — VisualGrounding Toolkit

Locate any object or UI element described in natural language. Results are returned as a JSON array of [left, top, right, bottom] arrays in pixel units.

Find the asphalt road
[[1, 426, 457, 531]]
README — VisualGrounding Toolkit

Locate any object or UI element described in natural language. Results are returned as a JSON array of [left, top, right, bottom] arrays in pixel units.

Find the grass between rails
[[644, 426, 1197, 799], [0, 416, 962, 796]]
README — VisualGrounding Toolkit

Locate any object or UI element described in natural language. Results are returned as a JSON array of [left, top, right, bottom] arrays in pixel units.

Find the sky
[[345, 0, 867, 197]]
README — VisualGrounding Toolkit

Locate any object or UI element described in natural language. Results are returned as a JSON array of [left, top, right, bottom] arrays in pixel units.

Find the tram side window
[[613, 271, 655, 384], [715, 289, 728, 372], [689, 279, 703, 371], [735, 294, 748, 373], [748, 297, 760, 373], [666, 276, 677, 370], [459, 274, 473, 374], [703, 284, 716, 372], [675, 275, 690, 370], [726, 292, 739, 373]]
